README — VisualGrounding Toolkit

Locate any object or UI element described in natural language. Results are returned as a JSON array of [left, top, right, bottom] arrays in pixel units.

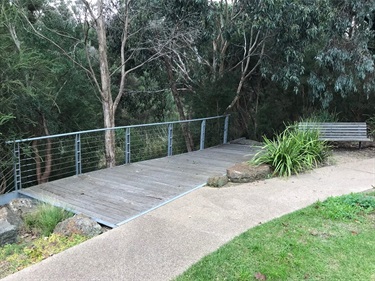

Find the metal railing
[[1, 115, 229, 195]]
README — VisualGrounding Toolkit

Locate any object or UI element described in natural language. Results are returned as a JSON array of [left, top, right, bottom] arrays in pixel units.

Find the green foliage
[[0, 234, 87, 278], [366, 116, 375, 139], [252, 125, 330, 176], [308, 1, 375, 106], [302, 110, 339, 123], [23, 204, 73, 236], [316, 193, 375, 220]]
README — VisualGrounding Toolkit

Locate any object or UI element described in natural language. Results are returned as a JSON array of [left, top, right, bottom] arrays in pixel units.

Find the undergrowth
[[0, 234, 88, 278]]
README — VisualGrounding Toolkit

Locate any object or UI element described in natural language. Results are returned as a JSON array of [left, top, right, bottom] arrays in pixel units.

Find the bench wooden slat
[[298, 122, 371, 146]]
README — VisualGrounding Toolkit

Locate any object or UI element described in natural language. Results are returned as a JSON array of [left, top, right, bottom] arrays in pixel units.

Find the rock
[[54, 214, 102, 237], [207, 175, 228, 188], [230, 138, 263, 146], [227, 162, 271, 183], [7, 198, 38, 218], [0, 206, 23, 246]]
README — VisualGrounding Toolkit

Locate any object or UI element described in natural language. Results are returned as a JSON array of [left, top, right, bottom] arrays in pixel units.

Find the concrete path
[[3, 158, 374, 281]]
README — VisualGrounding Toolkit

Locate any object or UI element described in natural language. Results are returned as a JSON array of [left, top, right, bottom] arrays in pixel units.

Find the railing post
[[168, 124, 173, 156], [223, 115, 229, 144], [13, 143, 21, 191], [75, 134, 82, 175], [200, 120, 206, 150], [125, 128, 131, 164]]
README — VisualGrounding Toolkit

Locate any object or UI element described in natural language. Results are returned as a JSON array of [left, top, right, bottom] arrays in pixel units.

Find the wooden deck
[[19, 143, 258, 228]]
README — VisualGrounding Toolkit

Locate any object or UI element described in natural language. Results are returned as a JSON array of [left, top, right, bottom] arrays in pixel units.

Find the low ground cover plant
[[0, 203, 86, 278], [251, 124, 330, 176], [0, 234, 88, 278], [176, 192, 375, 281]]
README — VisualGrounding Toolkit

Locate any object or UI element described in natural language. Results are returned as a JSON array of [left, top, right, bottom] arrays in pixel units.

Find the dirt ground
[[329, 142, 375, 165]]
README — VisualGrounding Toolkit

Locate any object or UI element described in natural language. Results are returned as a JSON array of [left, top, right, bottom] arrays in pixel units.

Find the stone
[[230, 138, 263, 146], [54, 214, 102, 237], [0, 206, 23, 246], [227, 162, 271, 183], [8, 198, 38, 218], [207, 175, 228, 188]]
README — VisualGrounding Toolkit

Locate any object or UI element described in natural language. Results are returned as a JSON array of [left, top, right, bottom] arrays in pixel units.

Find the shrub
[[303, 109, 339, 122], [24, 204, 73, 236], [366, 116, 375, 139], [251, 124, 330, 177]]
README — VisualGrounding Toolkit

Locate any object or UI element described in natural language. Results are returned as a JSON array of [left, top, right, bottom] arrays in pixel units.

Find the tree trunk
[[164, 57, 194, 152], [32, 115, 52, 184], [96, 0, 116, 167], [103, 101, 116, 167]]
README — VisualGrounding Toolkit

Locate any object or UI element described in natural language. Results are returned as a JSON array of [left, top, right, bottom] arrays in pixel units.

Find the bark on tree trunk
[[96, 0, 116, 167], [164, 57, 194, 152], [32, 115, 52, 184], [103, 101, 116, 167]]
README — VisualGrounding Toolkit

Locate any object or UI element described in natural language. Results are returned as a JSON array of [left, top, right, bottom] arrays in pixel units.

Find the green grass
[[23, 203, 74, 236], [176, 193, 375, 281]]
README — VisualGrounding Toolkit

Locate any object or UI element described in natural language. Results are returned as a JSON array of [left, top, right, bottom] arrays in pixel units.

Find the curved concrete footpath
[[2, 158, 375, 281]]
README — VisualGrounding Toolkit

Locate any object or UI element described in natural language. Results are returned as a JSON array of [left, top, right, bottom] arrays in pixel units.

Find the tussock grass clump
[[251, 125, 330, 177], [24, 204, 73, 236]]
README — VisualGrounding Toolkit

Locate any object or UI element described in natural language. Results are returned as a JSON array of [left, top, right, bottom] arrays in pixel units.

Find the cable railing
[[1, 115, 230, 195]]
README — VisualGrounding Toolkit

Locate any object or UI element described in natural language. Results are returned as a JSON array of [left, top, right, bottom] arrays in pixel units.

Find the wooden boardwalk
[[19, 143, 258, 228]]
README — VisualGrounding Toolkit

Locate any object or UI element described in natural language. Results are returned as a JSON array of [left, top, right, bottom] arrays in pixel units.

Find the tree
[[14, 0, 167, 167], [148, 0, 210, 151], [307, 0, 375, 107]]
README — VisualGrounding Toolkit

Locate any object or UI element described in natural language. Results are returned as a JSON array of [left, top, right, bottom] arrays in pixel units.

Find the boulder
[[227, 163, 271, 183], [0, 206, 23, 246], [7, 198, 38, 218], [54, 214, 102, 237], [207, 175, 228, 188]]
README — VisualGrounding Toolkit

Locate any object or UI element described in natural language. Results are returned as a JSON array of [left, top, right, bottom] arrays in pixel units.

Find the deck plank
[[19, 143, 259, 227]]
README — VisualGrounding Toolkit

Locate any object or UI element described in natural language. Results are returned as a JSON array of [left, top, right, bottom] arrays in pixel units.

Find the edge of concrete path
[[2, 158, 374, 281]]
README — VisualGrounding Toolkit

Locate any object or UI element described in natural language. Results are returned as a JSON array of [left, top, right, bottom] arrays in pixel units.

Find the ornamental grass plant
[[251, 124, 330, 177], [23, 203, 73, 236]]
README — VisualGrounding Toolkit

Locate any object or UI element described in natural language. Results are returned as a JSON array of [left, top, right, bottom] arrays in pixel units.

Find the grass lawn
[[176, 192, 375, 281]]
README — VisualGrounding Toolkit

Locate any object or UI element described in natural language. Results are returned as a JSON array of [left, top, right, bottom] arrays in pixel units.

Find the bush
[[24, 204, 73, 236], [366, 116, 375, 139], [251, 124, 330, 177], [302, 109, 339, 122]]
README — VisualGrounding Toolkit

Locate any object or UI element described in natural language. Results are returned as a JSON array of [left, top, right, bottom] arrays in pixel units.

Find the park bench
[[298, 122, 371, 148]]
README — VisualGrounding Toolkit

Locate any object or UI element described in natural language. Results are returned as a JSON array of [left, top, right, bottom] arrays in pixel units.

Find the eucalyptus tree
[[307, 0, 375, 108], [0, 1, 56, 184], [145, 0, 210, 151], [13, 0, 170, 167]]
